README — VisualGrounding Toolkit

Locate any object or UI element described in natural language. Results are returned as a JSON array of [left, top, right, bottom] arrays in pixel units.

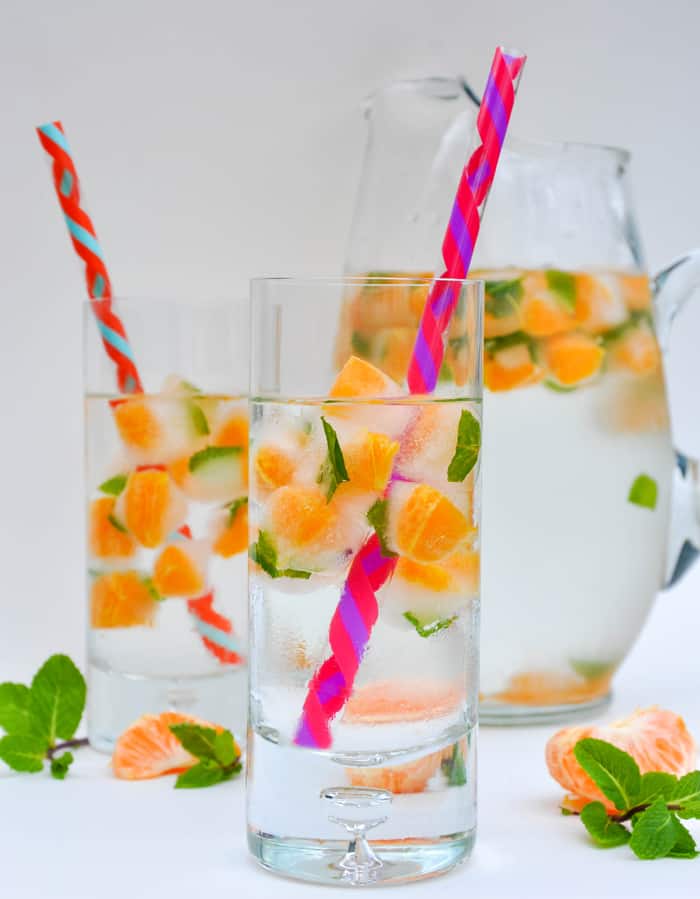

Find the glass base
[[87, 661, 247, 753], [479, 691, 612, 726], [248, 829, 475, 886]]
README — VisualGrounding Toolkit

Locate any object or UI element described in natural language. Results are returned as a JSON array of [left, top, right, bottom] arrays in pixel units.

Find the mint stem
[[46, 737, 89, 759], [566, 801, 684, 823]]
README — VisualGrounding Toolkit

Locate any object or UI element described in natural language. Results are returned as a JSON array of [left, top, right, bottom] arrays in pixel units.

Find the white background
[[1, 1, 700, 895]]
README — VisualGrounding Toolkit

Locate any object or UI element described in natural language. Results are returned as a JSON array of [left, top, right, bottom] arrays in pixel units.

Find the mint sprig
[[403, 611, 457, 638], [0, 655, 88, 779], [168, 723, 242, 789], [447, 409, 481, 482], [562, 737, 700, 860], [628, 473, 658, 510], [98, 474, 127, 496], [366, 499, 397, 558], [317, 416, 349, 501], [484, 278, 523, 319], [249, 530, 311, 580]]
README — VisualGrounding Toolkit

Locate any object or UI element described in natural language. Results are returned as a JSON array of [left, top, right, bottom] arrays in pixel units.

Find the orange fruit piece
[[112, 712, 232, 780], [492, 670, 612, 707], [214, 412, 248, 449], [347, 750, 445, 794], [91, 571, 157, 628], [268, 485, 337, 547], [88, 497, 136, 560], [520, 272, 576, 337], [329, 355, 400, 402], [484, 343, 544, 392], [121, 469, 186, 549], [619, 273, 652, 311], [254, 445, 297, 492], [610, 325, 660, 375], [396, 549, 479, 595], [546, 707, 697, 813], [213, 500, 248, 558], [575, 273, 627, 333], [393, 483, 472, 563], [113, 399, 162, 451], [344, 432, 399, 492], [543, 332, 604, 386], [153, 543, 205, 597]]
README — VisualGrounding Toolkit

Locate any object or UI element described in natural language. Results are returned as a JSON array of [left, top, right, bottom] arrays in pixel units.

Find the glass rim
[[250, 275, 484, 288]]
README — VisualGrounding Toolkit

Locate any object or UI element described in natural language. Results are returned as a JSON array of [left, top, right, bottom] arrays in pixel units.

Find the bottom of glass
[[480, 691, 612, 726], [248, 828, 475, 886]]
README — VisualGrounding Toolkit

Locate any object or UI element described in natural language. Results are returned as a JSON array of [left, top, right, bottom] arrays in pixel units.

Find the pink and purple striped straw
[[294, 46, 526, 750]]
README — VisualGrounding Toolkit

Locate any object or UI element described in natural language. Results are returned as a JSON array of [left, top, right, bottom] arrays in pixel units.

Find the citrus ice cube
[[114, 468, 187, 548], [153, 539, 209, 597], [88, 496, 137, 561], [90, 571, 158, 628], [211, 498, 248, 558], [325, 356, 408, 438], [169, 445, 246, 503], [386, 482, 474, 563]]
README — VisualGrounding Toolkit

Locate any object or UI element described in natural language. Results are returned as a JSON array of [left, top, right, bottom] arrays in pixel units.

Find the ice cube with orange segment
[[88, 495, 138, 562], [152, 538, 209, 598], [90, 570, 160, 629], [113, 467, 188, 549], [324, 355, 410, 439]]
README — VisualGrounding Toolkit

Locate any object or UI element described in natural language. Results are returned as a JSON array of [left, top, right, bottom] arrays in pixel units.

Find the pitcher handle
[[653, 250, 700, 586]]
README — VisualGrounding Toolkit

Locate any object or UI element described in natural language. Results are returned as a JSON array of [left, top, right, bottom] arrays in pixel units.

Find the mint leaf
[[628, 474, 658, 510], [366, 500, 397, 558], [28, 655, 86, 746], [580, 801, 630, 848], [484, 331, 537, 359], [351, 331, 372, 357], [403, 611, 458, 638], [174, 760, 226, 789], [447, 409, 481, 482], [189, 445, 242, 474], [569, 659, 615, 681], [637, 772, 678, 804], [671, 772, 700, 812], [226, 496, 248, 526], [187, 401, 210, 436], [544, 379, 578, 394], [438, 359, 453, 383], [629, 797, 678, 859], [677, 803, 700, 820], [574, 738, 641, 812], [169, 724, 219, 761], [484, 278, 523, 318], [317, 417, 349, 501], [107, 513, 128, 534], [98, 474, 127, 496], [0, 734, 46, 772], [668, 816, 698, 858], [50, 751, 74, 780], [546, 269, 577, 312], [249, 530, 311, 580], [0, 683, 33, 735], [142, 577, 162, 602], [441, 742, 467, 786], [214, 730, 238, 767]]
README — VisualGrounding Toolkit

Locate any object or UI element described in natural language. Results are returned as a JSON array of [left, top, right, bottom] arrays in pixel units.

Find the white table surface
[[2, 569, 699, 899]]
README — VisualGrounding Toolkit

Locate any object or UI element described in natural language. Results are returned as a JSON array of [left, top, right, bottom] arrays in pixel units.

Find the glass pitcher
[[342, 76, 700, 724]]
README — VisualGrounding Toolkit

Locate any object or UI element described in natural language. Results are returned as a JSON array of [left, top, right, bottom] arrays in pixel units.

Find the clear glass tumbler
[[247, 277, 483, 885], [84, 297, 249, 751]]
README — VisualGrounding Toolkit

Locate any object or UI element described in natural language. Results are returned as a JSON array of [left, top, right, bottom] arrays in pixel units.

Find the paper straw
[[36, 121, 240, 666], [294, 47, 526, 749]]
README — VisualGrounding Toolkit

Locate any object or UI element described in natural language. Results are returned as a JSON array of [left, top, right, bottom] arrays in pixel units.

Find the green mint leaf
[[668, 815, 699, 858], [440, 742, 467, 786], [188, 445, 242, 474], [366, 500, 397, 558], [249, 531, 311, 580], [351, 331, 372, 357], [544, 379, 578, 394], [50, 751, 74, 780], [403, 611, 458, 638], [187, 401, 210, 437], [546, 269, 577, 312], [98, 474, 127, 496], [677, 802, 700, 820], [574, 738, 641, 812], [629, 797, 678, 859], [484, 331, 536, 359], [317, 417, 350, 501], [637, 771, 678, 804], [169, 724, 220, 762], [569, 659, 616, 681], [213, 730, 238, 767], [0, 734, 46, 772], [226, 496, 248, 526], [484, 278, 523, 318], [0, 683, 33, 735], [28, 654, 87, 746], [107, 513, 129, 534], [174, 760, 226, 789], [142, 576, 162, 602], [628, 474, 658, 510], [447, 409, 481, 482], [671, 772, 700, 808], [437, 359, 453, 383], [579, 801, 630, 848]]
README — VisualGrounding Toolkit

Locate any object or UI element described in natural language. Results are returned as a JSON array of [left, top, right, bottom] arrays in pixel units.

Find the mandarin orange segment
[[214, 412, 249, 449], [543, 332, 604, 386], [329, 355, 399, 401], [619, 273, 652, 311], [90, 571, 157, 628], [493, 670, 612, 708], [521, 297, 576, 337], [346, 750, 444, 794], [113, 399, 162, 451], [213, 501, 248, 558], [254, 445, 297, 492], [395, 556, 452, 592], [344, 680, 463, 725], [484, 344, 544, 392], [611, 326, 660, 375], [393, 483, 472, 564], [89, 497, 137, 559], [484, 310, 522, 339], [112, 712, 231, 780], [268, 485, 337, 547], [546, 707, 697, 813], [344, 432, 399, 492], [122, 469, 184, 549], [574, 273, 627, 333], [153, 544, 205, 597]]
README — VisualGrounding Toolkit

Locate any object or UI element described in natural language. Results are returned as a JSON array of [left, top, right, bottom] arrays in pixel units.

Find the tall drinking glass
[[247, 277, 483, 885], [85, 297, 249, 751]]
